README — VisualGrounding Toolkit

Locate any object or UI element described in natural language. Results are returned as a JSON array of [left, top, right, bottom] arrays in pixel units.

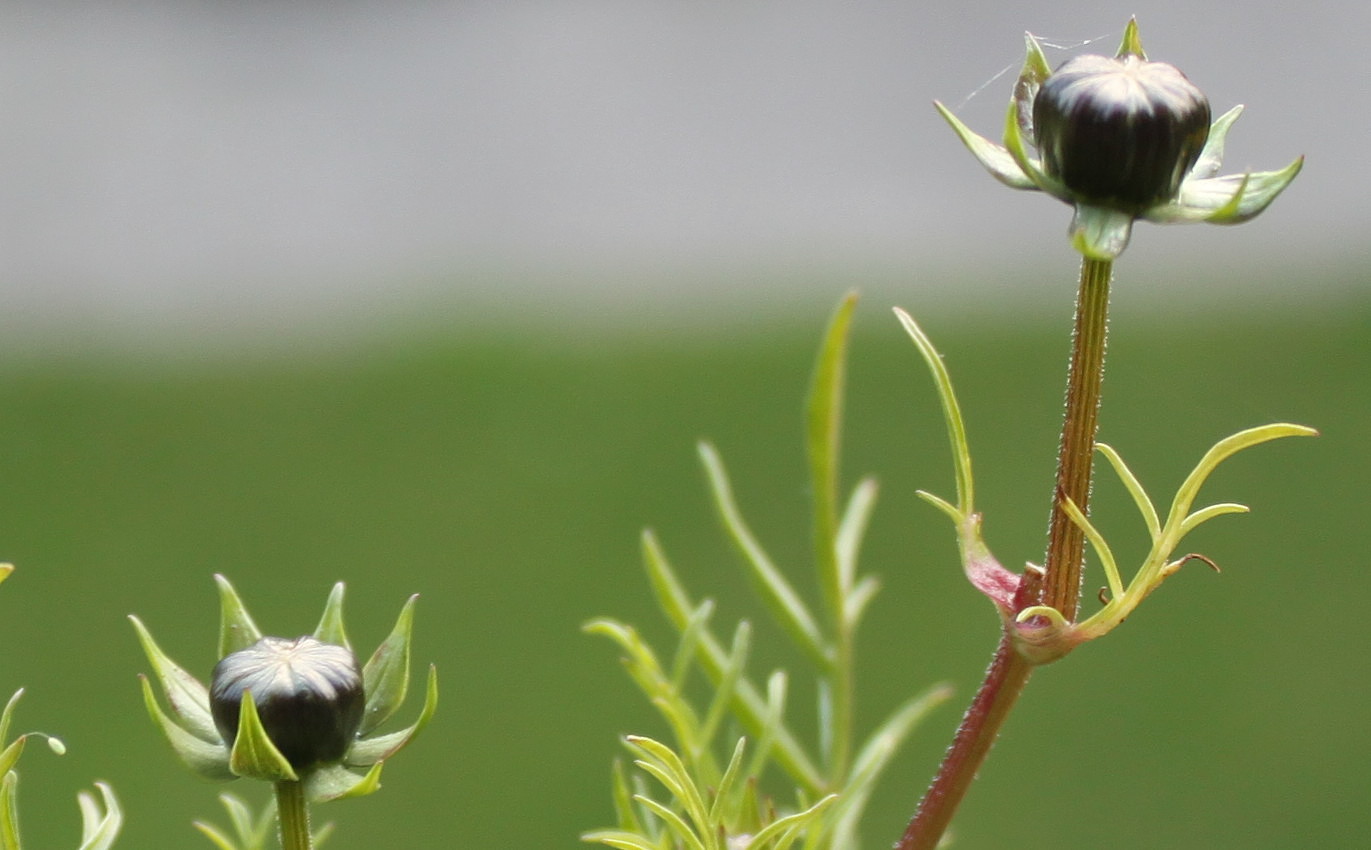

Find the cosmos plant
[[587, 18, 1310, 850], [131, 576, 437, 850]]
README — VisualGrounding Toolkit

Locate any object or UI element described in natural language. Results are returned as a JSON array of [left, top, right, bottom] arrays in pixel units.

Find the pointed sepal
[[129, 615, 219, 743], [137, 675, 234, 780], [359, 595, 418, 735], [1116, 17, 1147, 60], [1070, 204, 1137, 259], [312, 582, 351, 651], [227, 692, 298, 783], [305, 761, 383, 802], [934, 101, 1036, 190], [346, 664, 438, 765], [215, 574, 264, 658]]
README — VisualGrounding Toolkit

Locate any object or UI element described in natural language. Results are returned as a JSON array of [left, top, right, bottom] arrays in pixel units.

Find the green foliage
[[585, 295, 951, 849], [0, 602, 122, 850], [0, 567, 122, 850]]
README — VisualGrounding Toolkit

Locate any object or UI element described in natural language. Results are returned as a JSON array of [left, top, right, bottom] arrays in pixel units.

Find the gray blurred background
[[1, 0, 1362, 346]]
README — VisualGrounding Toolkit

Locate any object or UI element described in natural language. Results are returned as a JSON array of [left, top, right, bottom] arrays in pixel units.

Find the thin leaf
[[1095, 443, 1160, 539], [1162, 424, 1316, 536], [747, 794, 838, 848], [698, 442, 828, 669], [697, 621, 750, 762], [670, 601, 716, 693], [895, 309, 974, 516], [580, 830, 658, 850], [0, 740, 22, 788], [75, 783, 122, 850], [628, 737, 711, 832], [640, 532, 824, 795], [0, 772, 17, 850], [610, 760, 644, 833], [807, 292, 856, 629], [192, 822, 237, 850], [842, 575, 881, 631], [827, 683, 953, 846], [835, 477, 879, 603], [632, 796, 706, 850], [1059, 495, 1124, 603], [709, 738, 748, 826], [1179, 503, 1250, 537], [743, 671, 788, 786], [0, 691, 19, 747]]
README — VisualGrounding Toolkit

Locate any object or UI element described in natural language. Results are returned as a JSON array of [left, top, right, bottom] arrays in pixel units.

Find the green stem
[[896, 257, 1112, 850], [275, 780, 313, 850]]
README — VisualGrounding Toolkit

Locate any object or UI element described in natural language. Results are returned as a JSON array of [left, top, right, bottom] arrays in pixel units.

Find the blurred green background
[[0, 287, 1365, 849]]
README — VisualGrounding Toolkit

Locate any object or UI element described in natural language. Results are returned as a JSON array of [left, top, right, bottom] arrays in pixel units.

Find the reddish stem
[[896, 257, 1111, 850], [896, 635, 1032, 850]]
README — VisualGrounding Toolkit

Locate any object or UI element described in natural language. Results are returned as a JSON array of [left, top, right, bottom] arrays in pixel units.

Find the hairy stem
[[1020, 256, 1112, 616], [897, 635, 1031, 850], [275, 780, 313, 850], [896, 257, 1112, 849]]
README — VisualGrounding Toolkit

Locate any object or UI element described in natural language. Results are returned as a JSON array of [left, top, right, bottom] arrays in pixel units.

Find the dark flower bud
[[210, 635, 365, 771], [1033, 53, 1210, 213]]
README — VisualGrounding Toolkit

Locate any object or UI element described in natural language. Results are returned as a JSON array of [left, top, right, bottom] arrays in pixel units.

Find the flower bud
[[209, 635, 364, 770], [1033, 53, 1210, 213]]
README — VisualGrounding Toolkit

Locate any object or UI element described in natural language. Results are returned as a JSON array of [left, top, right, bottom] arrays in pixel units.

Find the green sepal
[[305, 761, 383, 802], [346, 664, 438, 766], [129, 615, 219, 743], [359, 595, 417, 735], [138, 675, 234, 780], [1003, 98, 1062, 199], [312, 583, 351, 651], [934, 101, 1036, 190], [1013, 33, 1053, 145], [228, 691, 297, 782], [1070, 204, 1136, 259], [1190, 105, 1243, 179], [215, 575, 264, 658], [1155, 156, 1305, 224], [1116, 17, 1147, 60]]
